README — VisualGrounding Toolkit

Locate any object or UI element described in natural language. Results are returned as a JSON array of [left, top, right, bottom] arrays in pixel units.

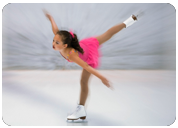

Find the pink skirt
[[78, 37, 102, 69]]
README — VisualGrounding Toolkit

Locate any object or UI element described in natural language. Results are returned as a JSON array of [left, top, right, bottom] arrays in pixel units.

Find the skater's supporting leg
[[79, 69, 91, 106]]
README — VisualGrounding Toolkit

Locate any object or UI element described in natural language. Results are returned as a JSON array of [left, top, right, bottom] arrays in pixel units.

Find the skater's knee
[[80, 80, 89, 92], [80, 80, 88, 86]]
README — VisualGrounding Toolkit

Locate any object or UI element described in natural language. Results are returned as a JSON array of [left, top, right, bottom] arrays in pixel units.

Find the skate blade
[[135, 10, 145, 19], [66, 118, 88, 123]]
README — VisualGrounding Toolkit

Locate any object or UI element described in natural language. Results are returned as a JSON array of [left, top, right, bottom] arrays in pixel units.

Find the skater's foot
[[123, 14, 138, 28], [67, 105, 87, 120], [132, 15, 137, 20]]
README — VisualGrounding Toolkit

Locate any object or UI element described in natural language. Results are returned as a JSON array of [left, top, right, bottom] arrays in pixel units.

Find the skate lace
[[70, 106, 81, 115]]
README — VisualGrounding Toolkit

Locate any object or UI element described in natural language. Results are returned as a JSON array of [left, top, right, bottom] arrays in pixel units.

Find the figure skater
[[44, 10, 138, 121]]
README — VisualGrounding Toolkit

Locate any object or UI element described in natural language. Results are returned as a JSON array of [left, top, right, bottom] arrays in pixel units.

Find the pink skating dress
[[59, 37, 102, 69]]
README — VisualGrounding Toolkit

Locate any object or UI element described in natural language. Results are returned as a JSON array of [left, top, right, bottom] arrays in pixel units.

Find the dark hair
[[56, 30, 84, 54]]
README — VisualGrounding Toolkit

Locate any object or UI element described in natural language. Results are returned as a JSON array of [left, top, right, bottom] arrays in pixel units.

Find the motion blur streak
[[2, 3, 175, 70]]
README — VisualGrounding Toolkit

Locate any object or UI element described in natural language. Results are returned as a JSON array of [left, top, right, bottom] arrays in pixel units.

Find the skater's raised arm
[[50, 16, 59, 35], [43, 9, 59, 35]]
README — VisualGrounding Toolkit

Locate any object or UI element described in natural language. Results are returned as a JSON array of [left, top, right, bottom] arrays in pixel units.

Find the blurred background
[[2, 3, 176, 70]]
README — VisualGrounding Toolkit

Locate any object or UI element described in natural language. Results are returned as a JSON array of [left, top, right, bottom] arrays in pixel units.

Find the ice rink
[[2, 70, 176, 126]]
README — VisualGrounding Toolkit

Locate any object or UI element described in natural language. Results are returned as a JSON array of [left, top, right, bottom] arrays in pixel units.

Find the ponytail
[[71, 33, 84, 54]]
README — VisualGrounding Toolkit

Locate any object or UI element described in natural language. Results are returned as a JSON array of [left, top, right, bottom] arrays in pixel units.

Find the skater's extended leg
[[79, 69, 91, 106], [96, 15, 137, 46], [96, 23, 126, 46]]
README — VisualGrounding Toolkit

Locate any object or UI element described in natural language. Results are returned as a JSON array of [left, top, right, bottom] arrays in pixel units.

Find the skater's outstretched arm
[[43, 10, 59, 35], [69, 51, 113, 89]]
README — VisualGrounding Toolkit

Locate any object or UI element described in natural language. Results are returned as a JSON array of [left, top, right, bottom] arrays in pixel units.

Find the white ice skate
[[66, 105, 87, 122], [123, 10, 144, 28], [123, 15, 137, 28]]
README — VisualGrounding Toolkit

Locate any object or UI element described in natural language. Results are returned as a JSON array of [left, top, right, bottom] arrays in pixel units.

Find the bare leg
[[96, 23, 126, 46], [96, 15, 137, 46], [79, 87, 88, 106], [107, 23, 126, 36], [107, 15, 137, 36], [79, 69, 91, 106]]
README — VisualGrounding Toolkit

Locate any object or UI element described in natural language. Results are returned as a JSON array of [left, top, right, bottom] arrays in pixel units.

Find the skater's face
[[52, 34, 68, 51]]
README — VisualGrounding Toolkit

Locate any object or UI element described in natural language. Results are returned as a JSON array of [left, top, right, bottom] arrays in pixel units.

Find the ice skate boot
[[67, 105, 87, 121], [123, 10, 144, 28], [123, 15, 137, 28]]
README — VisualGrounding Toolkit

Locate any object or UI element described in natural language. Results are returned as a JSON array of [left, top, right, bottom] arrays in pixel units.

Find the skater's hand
[[43, 9, 52, 20], [101, 77, 114, 90]]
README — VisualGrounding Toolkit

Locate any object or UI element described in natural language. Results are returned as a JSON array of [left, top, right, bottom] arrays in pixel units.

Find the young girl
[[44, 10, 138, 121]]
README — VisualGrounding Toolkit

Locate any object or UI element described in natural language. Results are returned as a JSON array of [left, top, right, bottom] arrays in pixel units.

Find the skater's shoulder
[[67, 48, 79, 61], [68, 49, 88, 68], [68, 48, 79, 56]]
